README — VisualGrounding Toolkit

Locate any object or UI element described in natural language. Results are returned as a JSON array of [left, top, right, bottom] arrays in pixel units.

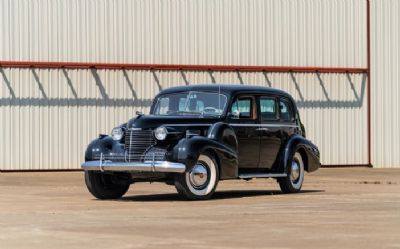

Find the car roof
[[157, 84, 293, 98]]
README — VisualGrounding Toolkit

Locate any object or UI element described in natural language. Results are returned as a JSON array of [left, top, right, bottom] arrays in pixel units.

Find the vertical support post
[[366, 0, 372, 167]]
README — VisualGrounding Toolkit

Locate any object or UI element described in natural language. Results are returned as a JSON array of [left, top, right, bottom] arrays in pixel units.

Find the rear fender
[[281, 135, 321, 173]]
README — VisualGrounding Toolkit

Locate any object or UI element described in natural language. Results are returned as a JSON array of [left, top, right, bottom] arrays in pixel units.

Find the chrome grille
[[143, 147, 167, 161], [125, 129, 156, 162]]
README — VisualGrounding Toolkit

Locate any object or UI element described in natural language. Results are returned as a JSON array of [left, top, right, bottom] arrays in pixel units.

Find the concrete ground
[[0, 168, 399, 249]]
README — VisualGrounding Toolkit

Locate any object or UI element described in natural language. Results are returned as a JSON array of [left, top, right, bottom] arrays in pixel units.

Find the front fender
[[84, 135, 125, 161], [281, 135, 321, 173], [171, 135, 238, 179], [207, 122, 238, 152]]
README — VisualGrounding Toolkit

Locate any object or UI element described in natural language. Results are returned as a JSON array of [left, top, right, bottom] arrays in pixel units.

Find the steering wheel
[[203, 107, 218, 113]]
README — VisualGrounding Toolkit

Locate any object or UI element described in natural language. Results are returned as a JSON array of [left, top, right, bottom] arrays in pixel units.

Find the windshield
[[152, 91, 228, 117]]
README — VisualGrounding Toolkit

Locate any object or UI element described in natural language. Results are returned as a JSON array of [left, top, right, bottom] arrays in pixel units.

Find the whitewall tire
[[278, 152, 305, 193], [175, 153, 219, 200]]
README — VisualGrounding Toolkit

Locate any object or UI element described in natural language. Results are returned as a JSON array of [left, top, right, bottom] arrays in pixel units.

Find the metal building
[[0, 0, 398, 170]]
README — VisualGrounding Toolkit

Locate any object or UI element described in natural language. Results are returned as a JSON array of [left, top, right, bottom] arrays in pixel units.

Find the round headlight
[[154, 126, 167, 140], [111, 127, 124, 141]]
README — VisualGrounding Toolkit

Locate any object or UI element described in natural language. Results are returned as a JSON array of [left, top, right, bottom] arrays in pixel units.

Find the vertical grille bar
[[124, 129, 156, 162]]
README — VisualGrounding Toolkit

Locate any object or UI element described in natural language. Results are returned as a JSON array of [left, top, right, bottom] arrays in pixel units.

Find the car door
[[258, 96, 282, 169], [228, 96, 260, 169]]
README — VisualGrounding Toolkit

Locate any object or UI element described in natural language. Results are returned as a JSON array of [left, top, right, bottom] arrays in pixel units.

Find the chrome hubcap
[[189, 163, 208, 188], [291, 161, 300, 182]]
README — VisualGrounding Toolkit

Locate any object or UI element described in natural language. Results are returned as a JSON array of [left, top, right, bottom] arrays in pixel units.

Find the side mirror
[[229, 110, 240, 119]]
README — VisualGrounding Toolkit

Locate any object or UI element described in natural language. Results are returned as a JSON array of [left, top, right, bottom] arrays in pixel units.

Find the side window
[[260, 97, 277, 121], [231, 98, 252, 119], [279, 99, 294, 122]]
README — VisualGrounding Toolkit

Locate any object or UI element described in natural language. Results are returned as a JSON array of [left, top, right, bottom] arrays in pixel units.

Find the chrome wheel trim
[[291, 152, 304, 189], [189, 163, 209, 189], [185, 155, 217, 196], [290, 160, 300, 182]]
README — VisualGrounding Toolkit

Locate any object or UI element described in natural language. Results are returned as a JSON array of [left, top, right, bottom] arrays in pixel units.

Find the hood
[[127, 114, 221, 130]]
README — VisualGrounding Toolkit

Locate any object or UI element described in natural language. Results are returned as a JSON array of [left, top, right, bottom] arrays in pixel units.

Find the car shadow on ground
[[117, 189, 324, 202]]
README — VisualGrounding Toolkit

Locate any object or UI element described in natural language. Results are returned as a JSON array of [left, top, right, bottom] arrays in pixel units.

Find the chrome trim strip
[[165, 131, 182, 135], [161, 123, 299, 128], [238, 173, 287, 179], [230, 123, 299, 128], [81, 160, 186, 173], [162, 124, 212, 126]]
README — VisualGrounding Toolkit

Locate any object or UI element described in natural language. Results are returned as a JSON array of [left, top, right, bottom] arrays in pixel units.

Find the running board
[[238, 173, 287, 179]]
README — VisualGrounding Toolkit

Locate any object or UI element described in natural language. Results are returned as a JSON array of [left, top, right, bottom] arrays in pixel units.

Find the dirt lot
[[0, 168, 399, 249]]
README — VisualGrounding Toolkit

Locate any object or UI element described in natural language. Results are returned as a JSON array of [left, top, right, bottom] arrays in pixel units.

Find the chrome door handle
[[256, 127, 269, 131]]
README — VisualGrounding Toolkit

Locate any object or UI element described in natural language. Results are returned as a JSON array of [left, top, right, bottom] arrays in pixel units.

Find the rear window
[[279, 99, 294, 122]]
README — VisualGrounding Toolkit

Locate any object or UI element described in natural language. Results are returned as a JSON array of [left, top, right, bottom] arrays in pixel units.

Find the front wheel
[[174, 153, 219, 200], [278, 152, 305, 193], [84, 171, 130, 199]]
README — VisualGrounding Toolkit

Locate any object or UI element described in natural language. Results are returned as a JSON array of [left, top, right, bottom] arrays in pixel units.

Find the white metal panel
[[0, 0, 372, 170], [0, 68, 368, 170], [0, 68, 155, 170], [371, 0, 400, 168], [0, 0, 366, 67]]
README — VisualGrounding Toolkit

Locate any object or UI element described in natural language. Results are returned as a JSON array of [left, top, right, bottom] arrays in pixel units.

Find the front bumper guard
[[81, 157, 186, 173]]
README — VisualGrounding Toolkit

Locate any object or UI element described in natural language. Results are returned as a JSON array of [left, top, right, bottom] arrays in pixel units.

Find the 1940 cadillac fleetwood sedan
[[82, 84, 320, 200]]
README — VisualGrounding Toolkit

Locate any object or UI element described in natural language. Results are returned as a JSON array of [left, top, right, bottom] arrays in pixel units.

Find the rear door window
[[259, 97, 277, 121]]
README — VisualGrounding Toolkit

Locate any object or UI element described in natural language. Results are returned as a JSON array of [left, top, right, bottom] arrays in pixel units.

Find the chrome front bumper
[[81, 160, 186, 173]]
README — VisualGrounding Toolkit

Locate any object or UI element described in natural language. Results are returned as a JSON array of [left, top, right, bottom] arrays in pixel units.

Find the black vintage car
[[82, 84, 320, 200]]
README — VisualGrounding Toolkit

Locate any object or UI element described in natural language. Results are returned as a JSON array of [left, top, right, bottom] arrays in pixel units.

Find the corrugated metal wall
[[0, 0, 371, 170], [1, 0, 366, 67], [0, 68, 368, 170], [371, 0, 400, 168]]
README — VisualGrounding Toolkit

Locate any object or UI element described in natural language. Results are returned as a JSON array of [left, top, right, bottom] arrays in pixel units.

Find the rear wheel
[[278, 152, 304, 193], [84, 171, 130, 199], [175, 153, 219, 200]]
